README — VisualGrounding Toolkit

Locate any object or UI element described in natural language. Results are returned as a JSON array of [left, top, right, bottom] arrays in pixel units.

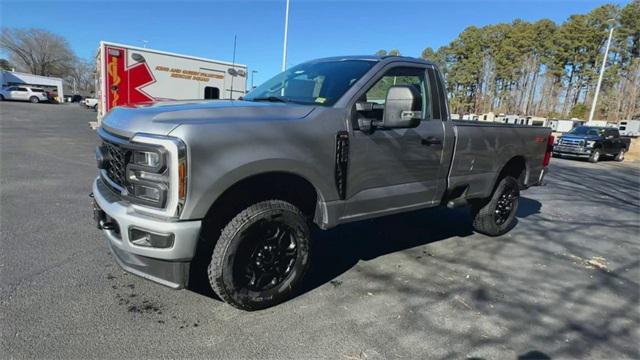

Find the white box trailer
[[619, 120, 640, 137], [549, 119, 584, 133], [95, 41, 247, 122]]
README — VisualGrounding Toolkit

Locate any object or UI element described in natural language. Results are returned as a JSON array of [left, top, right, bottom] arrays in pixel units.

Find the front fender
[[183, 158, 336, 220]]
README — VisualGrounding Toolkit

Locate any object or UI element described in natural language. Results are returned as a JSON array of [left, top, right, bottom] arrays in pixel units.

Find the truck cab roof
[[310, 55, 437, 67]]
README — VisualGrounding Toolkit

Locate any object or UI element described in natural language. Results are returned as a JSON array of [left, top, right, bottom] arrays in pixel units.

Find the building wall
[[0, 70, 64, 100]]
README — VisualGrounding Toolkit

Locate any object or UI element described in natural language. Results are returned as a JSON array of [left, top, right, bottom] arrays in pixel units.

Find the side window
[[17, 87, 28, 92], [361, 66, 430, 121], [204, 86, 220, 99]]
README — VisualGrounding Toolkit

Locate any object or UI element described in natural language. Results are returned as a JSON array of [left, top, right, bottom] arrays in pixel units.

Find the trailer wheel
[[615, 149, 625, 162], [207, 200, 311, 310], [471, 176, 520, 236], [588, 149, 601, 163], [29, 96, 39, 103]]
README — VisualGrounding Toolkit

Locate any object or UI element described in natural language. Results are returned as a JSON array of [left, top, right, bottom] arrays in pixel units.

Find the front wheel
[[471, 176, 520, 236], [615, 149, 625, 162], [29, 96, 39, 103], [589, 149, 601, 163], [208, 200, 311, 310]]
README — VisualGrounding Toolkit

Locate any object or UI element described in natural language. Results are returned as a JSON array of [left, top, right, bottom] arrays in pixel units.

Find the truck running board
[[445, 185, 469, 208]]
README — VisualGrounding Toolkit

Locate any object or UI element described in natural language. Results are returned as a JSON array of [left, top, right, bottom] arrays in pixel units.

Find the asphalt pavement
[[1, 101, 638, 359]]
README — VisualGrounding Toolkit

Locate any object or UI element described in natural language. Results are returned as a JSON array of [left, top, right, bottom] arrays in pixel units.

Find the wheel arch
[[495, 155, 528, 189]]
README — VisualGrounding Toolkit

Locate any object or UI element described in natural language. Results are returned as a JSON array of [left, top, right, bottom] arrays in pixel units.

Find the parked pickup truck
[[553, 126, 630, 163], [92, 55, 553, 310]]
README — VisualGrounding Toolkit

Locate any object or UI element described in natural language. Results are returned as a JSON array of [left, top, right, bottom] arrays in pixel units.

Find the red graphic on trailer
[[105, 46, 156, 111]]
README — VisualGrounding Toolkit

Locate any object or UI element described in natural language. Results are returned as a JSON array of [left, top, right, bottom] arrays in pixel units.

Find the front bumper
[[92, 178, 201, 288], [553, 145, 592, 158]]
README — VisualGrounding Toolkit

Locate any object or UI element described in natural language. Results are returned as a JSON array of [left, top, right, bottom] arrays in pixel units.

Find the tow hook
[[98, 219, 116, 231], [90, 192, 116, 230]]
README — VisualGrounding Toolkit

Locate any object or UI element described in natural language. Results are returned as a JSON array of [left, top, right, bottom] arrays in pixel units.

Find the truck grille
[[560, 138, 584, 147], [102, 141, 130, 189]]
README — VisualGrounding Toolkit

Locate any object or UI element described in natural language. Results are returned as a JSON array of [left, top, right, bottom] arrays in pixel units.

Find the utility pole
[[589, 19, 616, 122], [251, 70, 258, 89], [281, 0, 290, 71], [230, 34, 237, 100]]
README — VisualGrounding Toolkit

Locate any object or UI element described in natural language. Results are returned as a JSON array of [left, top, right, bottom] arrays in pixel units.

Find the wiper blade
[[251, 96, 289, 103]]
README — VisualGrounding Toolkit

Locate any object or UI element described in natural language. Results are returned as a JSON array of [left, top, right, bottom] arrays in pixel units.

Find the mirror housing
[[383, 85, 422, 128]]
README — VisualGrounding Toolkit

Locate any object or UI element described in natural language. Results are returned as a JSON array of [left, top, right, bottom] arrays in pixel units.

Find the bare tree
[[66, 58, 95, 95], [0, 27, 75, 77]]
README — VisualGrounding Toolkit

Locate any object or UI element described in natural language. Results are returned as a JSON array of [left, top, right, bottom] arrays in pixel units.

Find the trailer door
[[204, 86, 220, 99]]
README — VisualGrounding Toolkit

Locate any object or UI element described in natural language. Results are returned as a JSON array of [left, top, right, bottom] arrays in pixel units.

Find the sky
[[0, 0, 630, 85]]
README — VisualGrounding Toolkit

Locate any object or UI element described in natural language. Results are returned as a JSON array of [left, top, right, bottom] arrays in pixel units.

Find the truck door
[[600, 128, 613, 154], [343, 64, 446, 218], [606, 129, 621, 154]]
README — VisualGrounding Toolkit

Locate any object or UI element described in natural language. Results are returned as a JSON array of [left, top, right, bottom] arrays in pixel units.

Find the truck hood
[[101, 100, 316, 138]]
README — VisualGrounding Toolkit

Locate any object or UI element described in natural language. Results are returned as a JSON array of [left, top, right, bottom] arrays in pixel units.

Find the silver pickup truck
[[92, 55, 553, 310]]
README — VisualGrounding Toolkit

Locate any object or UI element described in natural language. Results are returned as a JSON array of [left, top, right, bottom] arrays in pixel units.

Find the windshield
[[568, 126, 603, 136], [244, 60, 376, 106]]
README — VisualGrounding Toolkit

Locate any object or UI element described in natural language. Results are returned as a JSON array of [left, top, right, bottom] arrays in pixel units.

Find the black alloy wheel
[[208, 200, 311, 310], [494, 185, 518, 226], [235, 219, 298, 291]]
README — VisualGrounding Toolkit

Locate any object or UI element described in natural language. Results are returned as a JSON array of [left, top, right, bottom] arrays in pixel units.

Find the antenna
[[141, 40, 149, 48]]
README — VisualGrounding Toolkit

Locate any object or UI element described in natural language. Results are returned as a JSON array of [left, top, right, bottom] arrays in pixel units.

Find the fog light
[[133, 184, 161, 202], [129, 228, 174, 248]]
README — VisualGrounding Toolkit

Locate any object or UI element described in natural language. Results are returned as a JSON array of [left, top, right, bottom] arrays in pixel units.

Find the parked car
[[553, 126, 630, 162], [0, 86, 49, 103], [84, 97, 98, 110], [71, 94, 84, 103], [92, 55, 553, 310]]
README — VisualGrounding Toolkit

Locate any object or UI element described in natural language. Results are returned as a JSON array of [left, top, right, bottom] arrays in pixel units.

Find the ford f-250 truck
[[553, 126, 629, 163], [92, 55, 553, 310]]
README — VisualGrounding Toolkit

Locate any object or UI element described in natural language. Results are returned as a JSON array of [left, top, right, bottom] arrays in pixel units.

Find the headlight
[[586, 141, 596, 148], [126, 134, 187, 218], [132, 150, 161, 167]]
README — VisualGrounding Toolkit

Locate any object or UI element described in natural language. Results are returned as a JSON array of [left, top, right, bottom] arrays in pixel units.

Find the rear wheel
[[207, 200, 311, 310], [472, 176, 520, 236], [29, 96, 39, 103], [588, 149, 601, 163], [615, 149, 625, 162]]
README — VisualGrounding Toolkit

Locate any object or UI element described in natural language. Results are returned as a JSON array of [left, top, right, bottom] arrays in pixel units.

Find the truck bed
[[448, 121, 551, 200]]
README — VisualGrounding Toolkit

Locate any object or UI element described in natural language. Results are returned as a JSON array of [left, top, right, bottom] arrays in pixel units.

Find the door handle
[[421, 137, 442, 146]]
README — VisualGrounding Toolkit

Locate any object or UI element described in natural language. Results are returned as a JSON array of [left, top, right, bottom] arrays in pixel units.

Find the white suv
[[0, 86, 49, 103]]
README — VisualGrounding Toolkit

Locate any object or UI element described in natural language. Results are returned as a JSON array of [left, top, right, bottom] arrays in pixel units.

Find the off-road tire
[[29, 96, 39, 103], [588, 149, 601, 163], [614, 149, 625, 162], [471, 176, 520, 237], [207, 200, 311, 311]]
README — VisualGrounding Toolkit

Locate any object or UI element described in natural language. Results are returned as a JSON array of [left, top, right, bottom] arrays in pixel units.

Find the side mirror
[[383, 85, 422, 128]]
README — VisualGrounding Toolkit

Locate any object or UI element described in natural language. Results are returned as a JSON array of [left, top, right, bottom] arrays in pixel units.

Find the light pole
[[589, 19, 616, 122], [251, 70, 258, 89], [281, 0, 290, 71]]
